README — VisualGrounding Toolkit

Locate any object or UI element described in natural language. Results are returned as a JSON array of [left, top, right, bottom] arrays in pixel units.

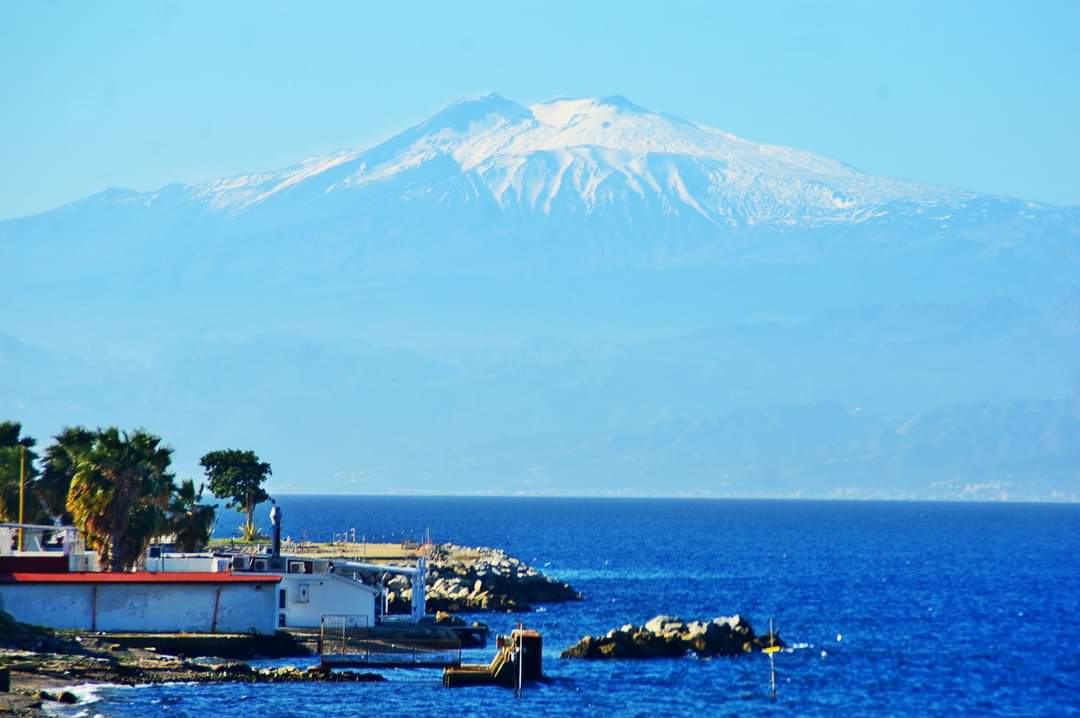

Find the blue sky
[[2, 0, 1078, 219]]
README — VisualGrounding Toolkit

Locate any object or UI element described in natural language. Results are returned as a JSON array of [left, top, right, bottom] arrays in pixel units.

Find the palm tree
[[37, 426, 94, 524], [65, 428, 175, 571], [169, 479, 217, 552], [0, 421, 47, 524]]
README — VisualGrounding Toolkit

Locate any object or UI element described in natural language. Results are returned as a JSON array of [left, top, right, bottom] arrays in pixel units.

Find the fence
[[319, 615, 461, 668]]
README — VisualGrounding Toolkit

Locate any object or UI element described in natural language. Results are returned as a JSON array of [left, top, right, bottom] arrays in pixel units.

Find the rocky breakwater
[[386, 543, 582, 613], [562, 615, 783, 659]]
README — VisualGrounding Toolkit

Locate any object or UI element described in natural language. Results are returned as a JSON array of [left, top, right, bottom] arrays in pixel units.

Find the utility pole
[[17, 446, 26, 551]]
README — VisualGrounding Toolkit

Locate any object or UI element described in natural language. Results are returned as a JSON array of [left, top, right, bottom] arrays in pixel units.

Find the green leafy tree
[[200, 449, 271, 541], [0, 421, 47, 523], [169, 479, 217, 552], [65, 428, 175, 571], [37, 426, 95, 523]]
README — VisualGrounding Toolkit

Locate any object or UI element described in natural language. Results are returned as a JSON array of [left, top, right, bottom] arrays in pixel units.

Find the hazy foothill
[[0, 420, 268, 568]]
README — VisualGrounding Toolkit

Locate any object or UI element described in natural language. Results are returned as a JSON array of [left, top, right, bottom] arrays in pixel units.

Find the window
[[278, 588, 287, 608]]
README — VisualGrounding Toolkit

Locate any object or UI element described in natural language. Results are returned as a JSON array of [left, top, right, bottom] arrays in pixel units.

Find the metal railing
[[320, 613, 369, 655], [319, 614, 461, 668]]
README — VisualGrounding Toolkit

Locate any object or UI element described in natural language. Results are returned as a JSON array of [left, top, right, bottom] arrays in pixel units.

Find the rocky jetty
[[561, 615, 783, 659], [386, 543, 582, 613]]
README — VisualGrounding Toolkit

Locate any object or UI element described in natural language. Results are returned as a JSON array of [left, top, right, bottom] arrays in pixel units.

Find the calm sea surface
[[61, 497, 1080, 717]]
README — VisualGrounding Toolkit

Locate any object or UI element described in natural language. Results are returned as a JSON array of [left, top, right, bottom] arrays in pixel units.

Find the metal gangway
[[319, 614, 462, 669]]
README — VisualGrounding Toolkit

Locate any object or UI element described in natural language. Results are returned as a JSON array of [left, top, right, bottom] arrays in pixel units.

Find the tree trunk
[[110, 530, 124, 572], [111, 497, 132, 571]]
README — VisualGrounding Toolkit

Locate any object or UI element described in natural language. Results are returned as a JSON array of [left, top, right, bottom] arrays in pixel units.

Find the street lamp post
[[17, 446, 26, 551]]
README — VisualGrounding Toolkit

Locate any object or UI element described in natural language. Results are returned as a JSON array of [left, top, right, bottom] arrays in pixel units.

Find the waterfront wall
[[0, 579, 278, 634]]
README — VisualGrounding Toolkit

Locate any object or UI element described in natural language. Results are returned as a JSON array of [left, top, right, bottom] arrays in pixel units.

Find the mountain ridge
[[70, 93, 992, 226], [4, 300, 1078, 500]]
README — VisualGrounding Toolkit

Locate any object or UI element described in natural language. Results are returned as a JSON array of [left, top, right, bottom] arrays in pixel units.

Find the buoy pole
[[769, 649, 776, 699], [515, 623, 524, 699], [768, 617, 777, 701]]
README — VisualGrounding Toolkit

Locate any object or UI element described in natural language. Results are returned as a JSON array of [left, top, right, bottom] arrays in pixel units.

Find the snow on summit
[[184, 93, 957, 225]]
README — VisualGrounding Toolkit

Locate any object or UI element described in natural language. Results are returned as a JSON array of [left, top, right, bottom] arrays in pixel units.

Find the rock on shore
[[1, 627, 383, 718], [387, 543, 582, 613], [1, 649, 385, 687], [561, 615, 784, 659]]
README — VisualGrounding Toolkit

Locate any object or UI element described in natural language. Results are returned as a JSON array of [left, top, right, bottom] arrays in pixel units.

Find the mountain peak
[[599, 94, 645, 110], [529, 95, 653, 128], [419, 92, 532, 133]]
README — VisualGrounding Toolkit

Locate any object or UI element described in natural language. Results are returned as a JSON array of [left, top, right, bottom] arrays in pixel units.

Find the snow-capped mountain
[[3, 93, 1079, 497], [185, 93, 954, 226], [3, 92, 1078, 352]]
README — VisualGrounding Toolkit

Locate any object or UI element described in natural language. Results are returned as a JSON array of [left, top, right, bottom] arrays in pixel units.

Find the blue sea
[[63, 498, 1080, 717]]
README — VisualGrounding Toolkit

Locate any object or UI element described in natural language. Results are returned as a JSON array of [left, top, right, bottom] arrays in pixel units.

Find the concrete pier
[[443, 629, 543, 689]]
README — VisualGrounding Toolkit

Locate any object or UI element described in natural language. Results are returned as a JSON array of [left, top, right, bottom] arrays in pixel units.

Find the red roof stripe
[[0, 572, 281, 584]]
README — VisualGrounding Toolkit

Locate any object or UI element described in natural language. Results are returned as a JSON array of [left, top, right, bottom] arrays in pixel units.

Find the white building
[[143, 504, 425, 631], [146, 552, 383, 629], [1, 512, 423, 635], [0, 571, 280, 634], [0, 523, 98, 572]]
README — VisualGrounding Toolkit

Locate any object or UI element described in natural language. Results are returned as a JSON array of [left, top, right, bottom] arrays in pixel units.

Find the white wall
[[278, 574, 377, 629], [0, 581, 277, 634], [144, 555, 230, 573]]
